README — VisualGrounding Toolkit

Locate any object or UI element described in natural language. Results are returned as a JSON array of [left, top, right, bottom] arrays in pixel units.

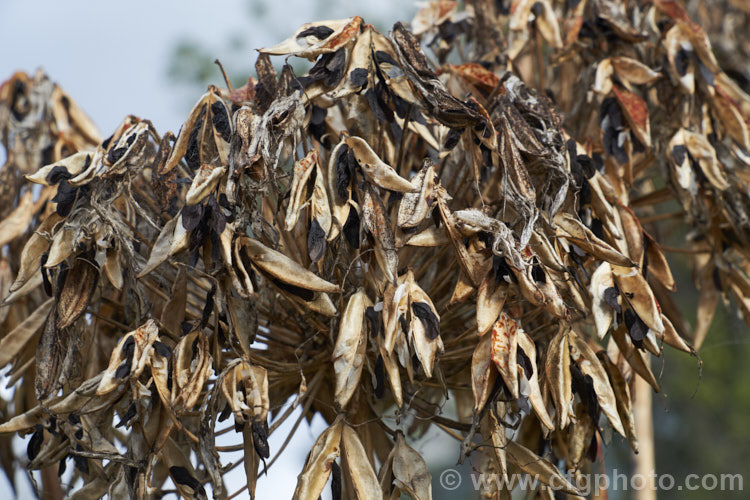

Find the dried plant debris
[[1, 2, 749, 497]]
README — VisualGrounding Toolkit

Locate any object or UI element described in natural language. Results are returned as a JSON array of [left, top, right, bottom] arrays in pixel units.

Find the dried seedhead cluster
[[1, 1, 749, 498]]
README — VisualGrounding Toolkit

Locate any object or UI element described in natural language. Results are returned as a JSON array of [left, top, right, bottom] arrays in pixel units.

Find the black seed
[[115, 360, 131, 379], [365, 88, 389, 123], [46, 165, 72, 185], [412, 302, 439, 340], [270, 277, 315, 301], [374, 354, 386, 398], [571, 364, 599, 421], [201, 284, 216, 329], [365, 306, 380, 338], [603, 286, 621, 314], [181, 321, 193, 336], [52, 180, 78, 217], [154, 340, 172, 358], [116, 404, 137, 428], [672, 145, 687, 165], [73, 454, 89, 475], [576, 155, 595, 179], [122, 336, 136, 359], [27, 425, 44, 462], [211, 101, 232, 142], [107, 146, 127, 165], [310, 105, 327, 125], [308, 218, 327, 263], [517, 349, 534, 379], [335, 145, 352, 199], [374, 50, 399, 67], [579, 178, 592, 206], [331, 460, 342, 500], [181, 203, 203, 231], [399, 315, 409, 335], [590, 218, 604, 239], [40, 252, 52, 297], [444, 128, 463, 150], [218, 403, 232, 422], [587, 434, 598, 463], [58, 456, 67, 477], [185, 106, 207, 171], [324, 48, 347, 87], [349, 68, 368, 88], [531, 265, 547, 284], [251, 420, 270, 459], [624, 309, 647, 347], [675, 48, 691, 77], [492, 255, 517, 284], [297, 25, 334, 39], [169, 466, 205, 496], [342, 208, 360, 249]]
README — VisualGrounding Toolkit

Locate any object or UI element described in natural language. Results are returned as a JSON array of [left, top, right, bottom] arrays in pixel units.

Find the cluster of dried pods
[[1, 0, 750, 498]]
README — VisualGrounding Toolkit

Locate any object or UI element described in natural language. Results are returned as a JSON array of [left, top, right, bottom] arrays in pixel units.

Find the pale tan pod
[[185, 164, 226, 205], [597, 351, 639, 453], [24, 151, 93, 186], [569, 331, 626, 437], [239, 236, 340, 293], [383, 277, 409, 354], [0, 190, 34, 247], [476, 274, 506, 336], [612, 56, 661, 85], [390, 432, 433, 500], [611, 325, 660, 392], [516, 331, 554, 433], [285, 150, 318, 230], [293, 417, 344, 500], [404, 226, 449, 247], [333, 289, 371, 408], [545, 327, 573, 429], [0, 299, 54, 368], [45, 227, 76, 268], [96, 320, 159, 396], [346, 136, 417, 192], [341, 424, 381, 500], [489, 312, 519, 399], [138, 216, 180, 278], [362, 187, 398, 283], [589, 261, 615, 339], [504, 440, 580, 495], [397, 160, 436, 228], [260, 17, 361, 60], [162, 91, 214, 174], [554, 213, 633, 267], [657, 314, 694, 354], [612, 264, 664, 334], [471, 331, 496, 414]]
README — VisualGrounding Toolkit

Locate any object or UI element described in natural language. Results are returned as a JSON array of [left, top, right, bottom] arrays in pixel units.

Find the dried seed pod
[[56, 258, 99, 330], [238, 236, 339, 294], [380, 431, 432, 500], [96, 320, 160, 395], [293, 417, 344, 500], [333, 289, 371, 408]]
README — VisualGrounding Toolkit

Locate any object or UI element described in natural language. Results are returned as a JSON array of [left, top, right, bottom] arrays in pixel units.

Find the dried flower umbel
[[1, 1, 750, 498]]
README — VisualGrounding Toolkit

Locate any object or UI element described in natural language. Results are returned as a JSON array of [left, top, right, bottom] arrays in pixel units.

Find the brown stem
[[40, 465, 64, 500]]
